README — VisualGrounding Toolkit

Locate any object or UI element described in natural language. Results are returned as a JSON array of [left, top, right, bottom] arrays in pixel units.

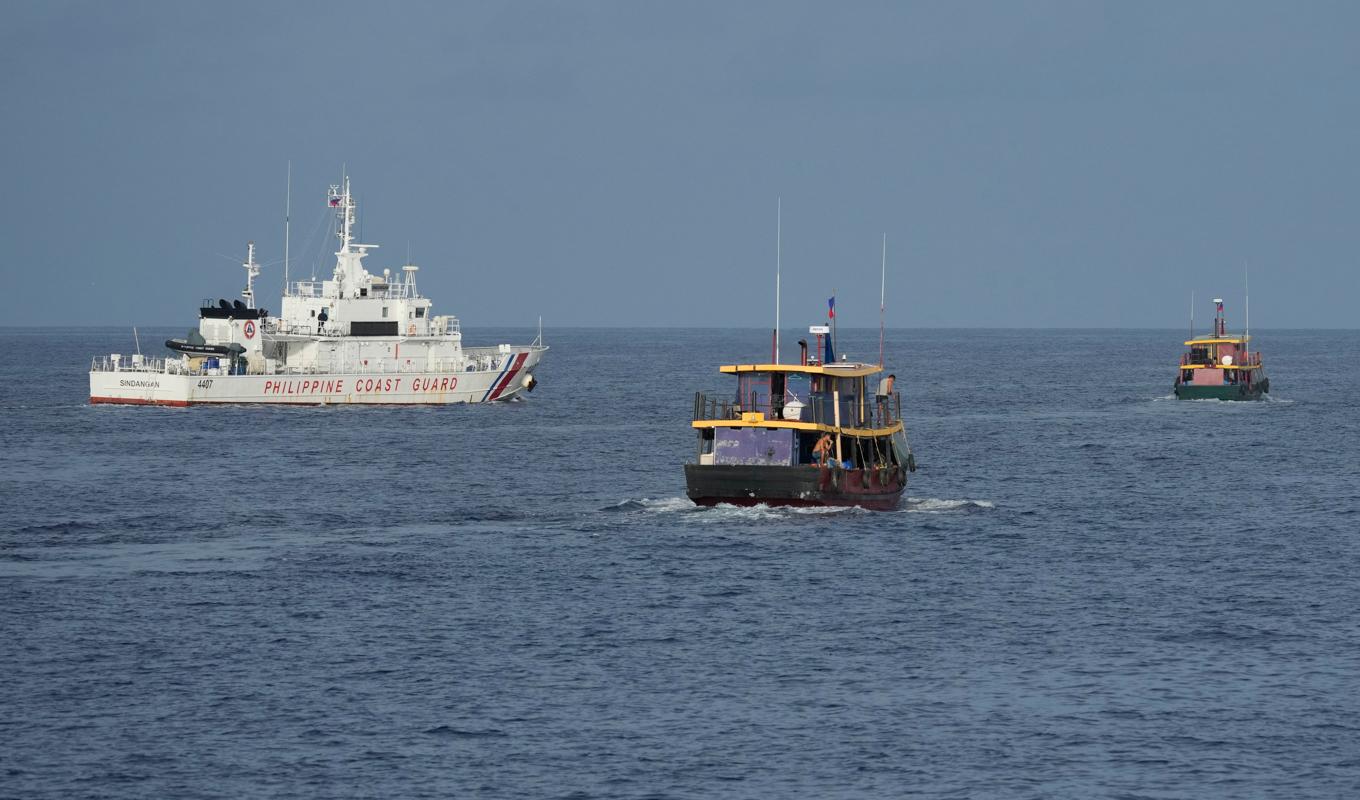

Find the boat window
[[415, 307, 425, 318], [736, 373, 772, 413], [381, 306, 389, 318]]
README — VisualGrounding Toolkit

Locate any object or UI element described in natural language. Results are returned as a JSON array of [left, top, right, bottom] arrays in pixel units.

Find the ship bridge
[[276, 177, 448, 340]]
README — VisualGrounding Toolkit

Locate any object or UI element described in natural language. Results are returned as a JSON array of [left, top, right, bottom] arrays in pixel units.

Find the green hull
[[1174, 379, 1269, 401]]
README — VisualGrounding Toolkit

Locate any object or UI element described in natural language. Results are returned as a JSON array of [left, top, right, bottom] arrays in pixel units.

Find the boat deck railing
[[262, 318, 465, 338], [91, 355, 188, 374], [694, 390, 901, 429], [92, 346, 542, 377], [1179, 352, 1262, 368], [284, 281, 326, 298]]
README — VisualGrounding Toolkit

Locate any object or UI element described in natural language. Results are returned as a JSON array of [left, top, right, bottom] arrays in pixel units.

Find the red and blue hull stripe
[[482, 351, 529, 402]]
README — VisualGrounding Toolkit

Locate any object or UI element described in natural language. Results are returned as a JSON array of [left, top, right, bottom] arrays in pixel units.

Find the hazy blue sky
[[3, 1, 1357, 328]]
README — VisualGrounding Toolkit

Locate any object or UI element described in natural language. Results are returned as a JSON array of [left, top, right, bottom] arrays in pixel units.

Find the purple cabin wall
[[714, 428, 796, 466]]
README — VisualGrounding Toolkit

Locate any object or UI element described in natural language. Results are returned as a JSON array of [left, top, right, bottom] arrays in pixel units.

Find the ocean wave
[[902, 497, 996, 514]]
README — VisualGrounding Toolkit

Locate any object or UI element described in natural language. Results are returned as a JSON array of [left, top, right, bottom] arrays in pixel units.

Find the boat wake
[[603, 497, 850, 518], [901, 497, 996, 514], [603, 497, 698, 514], [1156, 394, 1294, 406], [603, 496, 996, 517]]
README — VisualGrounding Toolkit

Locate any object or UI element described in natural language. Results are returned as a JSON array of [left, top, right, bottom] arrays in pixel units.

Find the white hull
[[91, 349, 543, 407]]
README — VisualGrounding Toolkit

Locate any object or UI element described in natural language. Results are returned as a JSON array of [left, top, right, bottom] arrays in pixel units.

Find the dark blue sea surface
[[2, 326, 1359, 799]]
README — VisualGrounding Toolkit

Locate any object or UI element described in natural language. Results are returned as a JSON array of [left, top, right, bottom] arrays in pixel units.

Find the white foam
[[608, 496, 858, 520], [635, 496, 697, 513], [903, 497, 996, 513], [610, 496, 995, 518]]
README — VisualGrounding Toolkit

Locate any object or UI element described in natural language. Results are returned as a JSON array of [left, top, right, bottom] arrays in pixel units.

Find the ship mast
[[330, 175, 356, 255], [283, 161, 291, 295], [774, 197, 782, 364], [242, 241, 260, 309], [879, 233, 886, 367], [327, 174, 376, 298]]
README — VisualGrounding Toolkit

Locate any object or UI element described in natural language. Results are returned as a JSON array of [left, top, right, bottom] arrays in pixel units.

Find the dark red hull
[[684, 464, 906, 511]]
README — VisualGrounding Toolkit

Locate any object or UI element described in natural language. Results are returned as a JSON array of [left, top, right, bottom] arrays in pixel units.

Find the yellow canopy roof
[[718, 363, 884, 378], [1184, 336, 1250, 346]]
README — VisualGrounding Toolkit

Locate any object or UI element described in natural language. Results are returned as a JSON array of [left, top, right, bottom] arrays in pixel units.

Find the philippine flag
[[329, 197, 342, 207], [828, 296, 836, 319]]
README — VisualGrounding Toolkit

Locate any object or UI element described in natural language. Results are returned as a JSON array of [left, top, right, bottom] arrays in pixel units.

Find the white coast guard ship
[[90, 176, 546, 406]]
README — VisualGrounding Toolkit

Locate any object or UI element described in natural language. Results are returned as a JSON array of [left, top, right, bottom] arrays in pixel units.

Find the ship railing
[[264, 319, 468, 338], [366, 284, 415, 299], [91, 351, 533, 377], [693, 390, 901, 429], [286, 281, 326, 298], [91, 354, 187, 374], [262, 319, 349, 337], [268, 355, 512, 376], [1179, 352, 1263, 368]]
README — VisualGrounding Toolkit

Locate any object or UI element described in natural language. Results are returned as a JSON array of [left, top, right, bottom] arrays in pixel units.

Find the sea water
[[2, 327, 1358, 798]]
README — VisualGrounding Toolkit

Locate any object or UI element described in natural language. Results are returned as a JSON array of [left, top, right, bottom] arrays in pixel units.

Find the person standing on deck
[[876, 373, 896, 423]]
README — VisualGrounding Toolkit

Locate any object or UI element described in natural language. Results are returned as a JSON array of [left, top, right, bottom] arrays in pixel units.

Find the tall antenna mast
[[1244, 263, 1250, 350], [242, 241, 260, 308], [1190, 290, 1194, 339], [341, 174, 353, 251], [879, 233, 887, 367], [775, 197, 782, 364], [283, 160, 291, 295]]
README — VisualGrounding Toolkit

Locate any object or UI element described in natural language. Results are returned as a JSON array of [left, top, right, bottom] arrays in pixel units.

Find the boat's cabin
[[1177, 299, 1264, 387], [1178, 336, 1262, 387], [692, 363, 907, 470], [719, 365, 896, 428]]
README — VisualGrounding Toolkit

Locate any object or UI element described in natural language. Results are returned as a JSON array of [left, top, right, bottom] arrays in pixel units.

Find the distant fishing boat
[[1174, 297, 1268, 401]]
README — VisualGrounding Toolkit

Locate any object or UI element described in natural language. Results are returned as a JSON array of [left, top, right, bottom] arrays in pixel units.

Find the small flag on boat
[[1216, 300, 1224, 311], [329, 196, 341, 207], [828, 297, 835, 319]]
